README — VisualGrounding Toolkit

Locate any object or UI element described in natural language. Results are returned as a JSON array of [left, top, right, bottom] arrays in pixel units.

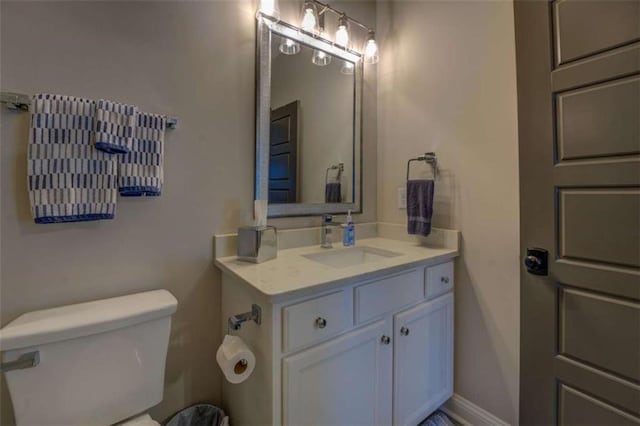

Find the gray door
[[515, 1, 640, 425]]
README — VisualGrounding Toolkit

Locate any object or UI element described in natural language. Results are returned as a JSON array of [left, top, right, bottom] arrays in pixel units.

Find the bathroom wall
[[376, 1, 520, 424], [0, 1, 376, 424]]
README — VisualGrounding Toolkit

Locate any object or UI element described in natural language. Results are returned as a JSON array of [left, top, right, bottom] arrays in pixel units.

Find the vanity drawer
[[282, 290, 351, 353], [355, 269, 424, 324], [425, 261, 454, 299]]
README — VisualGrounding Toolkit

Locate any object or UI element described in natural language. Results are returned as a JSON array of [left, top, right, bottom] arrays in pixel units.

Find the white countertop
[[215, 237, 459, 302]]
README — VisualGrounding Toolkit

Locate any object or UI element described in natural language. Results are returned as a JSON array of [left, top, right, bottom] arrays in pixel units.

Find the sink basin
[[303, 246, 402, 268]]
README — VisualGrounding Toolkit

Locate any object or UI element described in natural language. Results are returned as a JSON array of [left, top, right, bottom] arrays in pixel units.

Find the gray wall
[[376, 1, 520, 423], [0, 1, 376, 424]]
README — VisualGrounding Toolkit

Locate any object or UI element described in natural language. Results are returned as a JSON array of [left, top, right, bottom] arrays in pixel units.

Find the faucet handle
[[323, 214, 333, 224]]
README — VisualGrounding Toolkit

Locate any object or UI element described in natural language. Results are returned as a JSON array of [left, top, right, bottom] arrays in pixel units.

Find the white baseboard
[[440, 394, 510, 426]]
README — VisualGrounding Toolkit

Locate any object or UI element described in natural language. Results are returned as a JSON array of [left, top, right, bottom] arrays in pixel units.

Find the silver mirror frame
[[255, 16, 363, 218]]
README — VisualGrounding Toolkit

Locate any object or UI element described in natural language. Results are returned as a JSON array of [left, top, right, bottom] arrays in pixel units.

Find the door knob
[[524, 248, 548, 276], [441, 276, 450, 284], [315, 317, 327, 329], [380, 335, 391, 345], [400, 327, 410, 336]]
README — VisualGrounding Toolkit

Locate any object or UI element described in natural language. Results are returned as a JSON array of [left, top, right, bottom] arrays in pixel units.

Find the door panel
[[269, 101, 298, 203], [393, 293, 453, 426], [282, 319, 392, 426], [558, 385, 640, 425], [556, 76, 640, 160], [553, 0, 640, 65], [515, 0, 640, 424], [559, 288, 640, 382], [559, 188, 640, 268]]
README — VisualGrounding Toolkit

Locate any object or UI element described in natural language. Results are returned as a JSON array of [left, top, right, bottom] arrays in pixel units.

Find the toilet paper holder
[[228, 304, 262, 331]]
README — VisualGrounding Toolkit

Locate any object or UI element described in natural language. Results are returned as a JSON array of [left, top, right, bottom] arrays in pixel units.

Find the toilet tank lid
[[0, 290, 178, 352]]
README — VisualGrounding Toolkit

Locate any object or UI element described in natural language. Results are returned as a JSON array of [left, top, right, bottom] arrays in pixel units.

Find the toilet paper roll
[[216, 335, 256, 384]]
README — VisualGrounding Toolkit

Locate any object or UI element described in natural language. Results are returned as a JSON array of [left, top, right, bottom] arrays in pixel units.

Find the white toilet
[[0, 290, 178, 426]]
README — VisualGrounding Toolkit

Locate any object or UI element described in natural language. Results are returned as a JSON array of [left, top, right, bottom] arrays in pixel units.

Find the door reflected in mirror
[[269, 33, 356, 205]]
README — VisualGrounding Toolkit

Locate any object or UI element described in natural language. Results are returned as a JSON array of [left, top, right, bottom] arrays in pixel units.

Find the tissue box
[[237, 225, 277, 263]]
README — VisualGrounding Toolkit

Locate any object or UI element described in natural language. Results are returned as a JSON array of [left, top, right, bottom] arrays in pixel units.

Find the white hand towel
[[28, 94, 118, 223]]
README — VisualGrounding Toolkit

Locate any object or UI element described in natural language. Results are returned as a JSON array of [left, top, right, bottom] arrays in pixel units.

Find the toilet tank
[[0, 290, 178, 426]]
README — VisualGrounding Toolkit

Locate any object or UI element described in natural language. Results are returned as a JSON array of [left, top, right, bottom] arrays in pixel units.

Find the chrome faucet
[[321, 214, 342, 249]]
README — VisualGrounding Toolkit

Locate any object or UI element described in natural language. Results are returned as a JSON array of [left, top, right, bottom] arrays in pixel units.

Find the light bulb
[[312, 49, 331, 66], [341, 60, 354, 75], [301, 7, 317, 33], [335, 15, 349, 47], [259, 0, 279, 19], [279, 37, 300, 55], [364, 31, 379, 64]]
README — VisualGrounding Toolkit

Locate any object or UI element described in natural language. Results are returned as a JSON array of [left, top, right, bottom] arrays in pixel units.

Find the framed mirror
[[256, 18, 362, 217]]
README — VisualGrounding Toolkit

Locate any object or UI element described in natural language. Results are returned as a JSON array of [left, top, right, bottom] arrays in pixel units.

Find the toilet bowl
[[0, 290, 177, 426]]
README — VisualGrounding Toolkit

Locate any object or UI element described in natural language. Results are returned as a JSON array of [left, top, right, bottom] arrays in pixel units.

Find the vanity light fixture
[[279, 37, 301, 55], [300, 1, 319, 34], [340, 60, 355, 75], [312, 48, 331, 66], [363, 30, 379, 64], [312, 16, 332, 66], [335, 14, 350, 48], [258, 0, 379, 65]]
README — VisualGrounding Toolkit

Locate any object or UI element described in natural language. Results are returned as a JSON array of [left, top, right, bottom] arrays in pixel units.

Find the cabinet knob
[[441, 276, 450, 284], [400, 326, 410, 336], [380, 335, 391, 345], [315, 317, 327, 329]]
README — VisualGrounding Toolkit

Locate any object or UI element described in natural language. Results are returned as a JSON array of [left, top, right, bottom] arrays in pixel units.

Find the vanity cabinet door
[[393, 293, 454, 426], [282, 318, 393, 426]]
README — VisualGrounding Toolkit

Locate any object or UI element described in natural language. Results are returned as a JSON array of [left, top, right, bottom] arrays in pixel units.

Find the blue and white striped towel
[[28, 94, 118, 223], [95, 99, 137, 154], [118, 112, 165, 196]]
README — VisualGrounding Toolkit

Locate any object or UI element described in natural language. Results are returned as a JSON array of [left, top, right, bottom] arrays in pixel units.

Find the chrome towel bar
[[406, 152, 438, 180], [325, 163, 344, 184], [1, 91, 178, 129]]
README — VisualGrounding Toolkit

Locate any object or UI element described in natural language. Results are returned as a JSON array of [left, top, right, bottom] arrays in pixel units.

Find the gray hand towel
[[325, 182, 342, 203], [407, 179, 435, 236]]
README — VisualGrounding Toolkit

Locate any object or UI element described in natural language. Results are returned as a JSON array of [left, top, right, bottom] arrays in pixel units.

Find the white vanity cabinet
[[393, 293, 454, 425], [219, 259, 455, 426], [283, 318, 393, 425]]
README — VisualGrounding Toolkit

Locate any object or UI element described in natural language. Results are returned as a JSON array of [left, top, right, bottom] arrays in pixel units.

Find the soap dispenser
[[343, 210, 355, 246]]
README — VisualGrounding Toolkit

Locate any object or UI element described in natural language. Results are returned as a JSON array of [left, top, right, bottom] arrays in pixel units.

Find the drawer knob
[[400, 326, 410, 336], [315, 317, 327, 329], [441, 276, 450, 284], [380, 335, 391, 345]]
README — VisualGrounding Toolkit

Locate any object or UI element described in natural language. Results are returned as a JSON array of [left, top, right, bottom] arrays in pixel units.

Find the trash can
[[165, 404, 229, 426]]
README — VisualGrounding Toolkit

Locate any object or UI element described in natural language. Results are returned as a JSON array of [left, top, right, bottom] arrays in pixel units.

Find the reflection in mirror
[[255, 18, 363, 218], [269, 33, 356, 205]]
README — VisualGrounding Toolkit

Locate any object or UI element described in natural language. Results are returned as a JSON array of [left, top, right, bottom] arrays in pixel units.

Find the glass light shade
[[312, 49, 331, 66], [258, 0, 279, 19], [341, 60, 355, 75], [300, 3, 318, 33], [335, 15, 349, 47], [364, 39, 379, 64], [279, 38, 300, 55], [335, 25, 349, 47]]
